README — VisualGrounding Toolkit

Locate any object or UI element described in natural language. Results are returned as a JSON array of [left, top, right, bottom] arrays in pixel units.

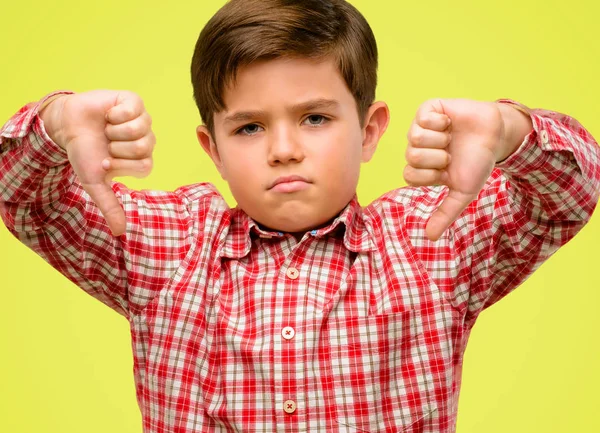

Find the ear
[[196, 125, 227, 180], [360, 101, 390, 163]]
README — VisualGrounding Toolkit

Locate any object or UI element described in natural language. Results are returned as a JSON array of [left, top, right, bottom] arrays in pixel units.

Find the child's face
[[196, 57, 389, 235]]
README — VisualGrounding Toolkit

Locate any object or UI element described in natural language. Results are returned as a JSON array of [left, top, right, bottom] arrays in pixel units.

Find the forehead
[[217, 57, 356, 120]]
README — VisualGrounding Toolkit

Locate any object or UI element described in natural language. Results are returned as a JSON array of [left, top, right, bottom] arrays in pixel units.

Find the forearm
[[492, 102, 600, 223], [495, 102, 534, 163]]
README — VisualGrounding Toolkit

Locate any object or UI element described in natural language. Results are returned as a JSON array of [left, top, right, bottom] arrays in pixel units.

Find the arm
[[395, 99, 599, 325], [0, 92, 222, 319], [457, 100, 600, 324]]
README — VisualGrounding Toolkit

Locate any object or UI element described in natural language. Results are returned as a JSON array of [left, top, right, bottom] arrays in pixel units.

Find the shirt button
[[282, 326, 295, 340], [283, 399, 297, 414], [286, 267, 299, 279], [540, 129, 549, 144]]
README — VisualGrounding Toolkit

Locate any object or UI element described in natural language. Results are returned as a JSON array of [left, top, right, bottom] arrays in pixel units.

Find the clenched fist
[[41, 90, 155, 236], [405, 98, 510, 242]]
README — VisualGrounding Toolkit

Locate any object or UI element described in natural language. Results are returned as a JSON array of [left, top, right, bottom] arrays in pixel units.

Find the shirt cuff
[[0, 90, 75, 166], [493, 99, 553, 174]]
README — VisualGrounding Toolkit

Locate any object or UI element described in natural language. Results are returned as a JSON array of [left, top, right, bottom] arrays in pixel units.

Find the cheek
[[221, 148, 258, 180], [320, 129, 362, 165], [314, 133, 362, 182]]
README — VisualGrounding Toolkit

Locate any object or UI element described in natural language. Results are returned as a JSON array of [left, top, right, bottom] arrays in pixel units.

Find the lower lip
[[271, 181, 310, 193]]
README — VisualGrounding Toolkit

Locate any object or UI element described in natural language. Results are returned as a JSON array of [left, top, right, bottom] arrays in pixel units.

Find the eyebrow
[[223, 98, 341, 124]]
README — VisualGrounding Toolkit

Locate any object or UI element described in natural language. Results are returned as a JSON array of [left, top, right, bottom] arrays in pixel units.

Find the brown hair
[[190, 0, 378, 139]]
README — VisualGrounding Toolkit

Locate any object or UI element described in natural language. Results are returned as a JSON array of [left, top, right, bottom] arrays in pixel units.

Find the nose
[[267, 125, 305, 166]]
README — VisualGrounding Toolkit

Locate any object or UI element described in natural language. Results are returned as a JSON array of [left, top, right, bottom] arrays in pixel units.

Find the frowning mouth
[[269, 175, 311, 193], [269, 175, 310, 189]]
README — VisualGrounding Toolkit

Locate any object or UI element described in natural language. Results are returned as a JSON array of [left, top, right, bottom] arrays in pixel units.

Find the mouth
[[269, 175, 311, 193], [270, 180, 311, 193]]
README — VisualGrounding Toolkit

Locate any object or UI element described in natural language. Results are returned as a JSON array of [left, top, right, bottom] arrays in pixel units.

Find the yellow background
[[1, 0, 599, 432]]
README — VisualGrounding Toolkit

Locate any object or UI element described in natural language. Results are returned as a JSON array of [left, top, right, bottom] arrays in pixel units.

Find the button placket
[[277, 263, 301, 422]]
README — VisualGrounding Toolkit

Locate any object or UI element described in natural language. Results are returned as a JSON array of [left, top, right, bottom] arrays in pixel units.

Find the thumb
[[426, 189, 475, 242], [81, 181, 126, 236]]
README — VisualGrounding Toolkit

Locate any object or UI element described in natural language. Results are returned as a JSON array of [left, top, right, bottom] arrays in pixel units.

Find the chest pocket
[[324, 308, 448, 432]]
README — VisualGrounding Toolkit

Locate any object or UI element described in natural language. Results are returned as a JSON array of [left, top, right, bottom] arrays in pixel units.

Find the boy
[[1, 0, 599, 432]]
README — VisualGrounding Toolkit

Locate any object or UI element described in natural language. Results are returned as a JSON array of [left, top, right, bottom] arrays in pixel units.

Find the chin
[[282, 214, 339, 233], [269, 221, 311, 233], [251, 201, 343, 233], [255, 214, 314, 233]]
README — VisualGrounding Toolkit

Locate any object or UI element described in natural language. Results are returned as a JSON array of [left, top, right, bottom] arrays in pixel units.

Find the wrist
[[495, 101, 533, 163], [39, 94, 70, 150]]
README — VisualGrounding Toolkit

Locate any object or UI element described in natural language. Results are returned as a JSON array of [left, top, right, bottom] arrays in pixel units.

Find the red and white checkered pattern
[[2, 92, 599, 432]]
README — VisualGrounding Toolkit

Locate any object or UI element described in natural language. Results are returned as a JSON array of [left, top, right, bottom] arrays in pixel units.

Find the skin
[[37, 58, 530, 241], [196, 57, 390, 240]]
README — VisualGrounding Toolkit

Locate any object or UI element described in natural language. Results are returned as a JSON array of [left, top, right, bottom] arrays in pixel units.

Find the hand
[[404, 98, 506, 242], [43, 90, 155, 236]]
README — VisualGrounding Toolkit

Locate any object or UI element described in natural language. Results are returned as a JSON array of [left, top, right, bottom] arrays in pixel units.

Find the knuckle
[[406, 148, 421, 165], [135, 140, 148, 157], [123, 122, 135, 136], [140, 158, 153, 172], [127, 121, 143, 137], [132, 93, 145, 109], [411, 130, 423, 146], [403, 165, 416, 184], [121, 107, 134, 120], [149, 134, 156, 152]]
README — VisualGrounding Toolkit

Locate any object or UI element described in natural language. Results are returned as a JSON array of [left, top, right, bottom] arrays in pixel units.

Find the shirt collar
[[218, 194, 376, 259]]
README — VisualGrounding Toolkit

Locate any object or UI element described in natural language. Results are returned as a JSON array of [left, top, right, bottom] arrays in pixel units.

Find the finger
[[105, 91, 146, 125], [417, 112, 452, 132], [403, 166, 449, 187], [81, 181, 126, 236], [105, 112, 152, 141], [108, 133, 156, 159], [425, 189, 475, 241], [414, 98, 447, 128], [102, 157, 153, 179], [407, 124, 452, 149], [405, 147, 451, 169]]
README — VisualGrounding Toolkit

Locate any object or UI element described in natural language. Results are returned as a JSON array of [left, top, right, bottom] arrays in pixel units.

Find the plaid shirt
[[1, 91, 599, 433]]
